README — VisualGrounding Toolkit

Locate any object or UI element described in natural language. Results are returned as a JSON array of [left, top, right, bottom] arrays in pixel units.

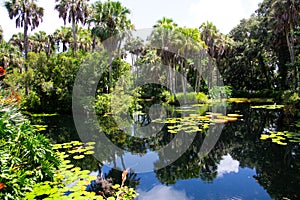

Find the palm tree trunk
[[285, 26, 296, 91], [92, 35, 96, 51], [181, 62, 187, 104], [24, 17, 29, 96], [72, 16, 77, 51]]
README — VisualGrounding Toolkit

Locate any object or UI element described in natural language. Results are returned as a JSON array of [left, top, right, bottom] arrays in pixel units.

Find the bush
[[163, 91, 209, 104], [0, 91, 60, 199], [196, 92, 209, 103], [209, 86, 232, 99]]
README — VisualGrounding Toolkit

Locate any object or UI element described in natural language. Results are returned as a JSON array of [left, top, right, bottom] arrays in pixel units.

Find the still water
[[32, 102, 300, 200]]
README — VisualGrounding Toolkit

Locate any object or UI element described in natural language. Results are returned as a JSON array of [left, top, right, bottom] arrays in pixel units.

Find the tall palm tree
[[5, 0, 43, 95], [88, 0, 133, 91], [271, 0, 300, 92], [151, 17, 178, 95], [88, 0, 133, 48], [5, 0, 44, 61], [176, 27, 205, 102], [55, 0, 90, 51]]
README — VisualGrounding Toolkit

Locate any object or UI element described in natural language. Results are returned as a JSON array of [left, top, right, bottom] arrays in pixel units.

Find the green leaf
[[73, 155, 85, 160]]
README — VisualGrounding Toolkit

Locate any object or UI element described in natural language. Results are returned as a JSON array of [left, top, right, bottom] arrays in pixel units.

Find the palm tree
[[151, 17, 178, 95], [88, 0, 133, 91], [30, 31, 56, 56], [76, 27, 92, 52], [176, 27, 205, 103], [5, 0, 44, 61], [5, 0, 43, 95], [88, 0, 133, 50], [124, 37, 144, 79], [55, 0, 90, 51], [54, 26, 73, 52], [271, 0, 300, 92], [10, 33, 25, 53], [0, 41, 23, 71]]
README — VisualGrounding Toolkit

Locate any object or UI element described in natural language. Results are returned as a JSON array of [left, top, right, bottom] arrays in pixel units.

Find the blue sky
[[0, 0, 263, 41]]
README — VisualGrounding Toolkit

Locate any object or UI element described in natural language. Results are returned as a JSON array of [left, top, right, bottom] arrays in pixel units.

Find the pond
[[31, 101, 300, 200]]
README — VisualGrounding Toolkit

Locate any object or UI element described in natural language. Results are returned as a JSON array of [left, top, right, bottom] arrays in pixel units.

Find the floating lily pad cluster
[[154, 112, 243, 134], [227, 98, 274, 103], [208, 113, 243, 124], [32, 124, 48, 131], [25, 141, 101, 200], [260, 131, 300, 145], [52, 141, 96, 160], [251, 104, 284, 109], [26, 141, 138, 200]]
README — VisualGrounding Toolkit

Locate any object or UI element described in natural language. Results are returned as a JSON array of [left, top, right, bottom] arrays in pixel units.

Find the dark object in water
[[86, 176, 114, 197], [86, 163, 115, 197]]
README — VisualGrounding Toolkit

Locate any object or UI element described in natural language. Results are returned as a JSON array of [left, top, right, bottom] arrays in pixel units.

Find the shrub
[[0, 91, 60, 199], [196, 92, 209, 103]]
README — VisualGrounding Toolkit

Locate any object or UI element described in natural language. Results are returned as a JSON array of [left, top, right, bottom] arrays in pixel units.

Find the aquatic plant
[[25, 141, 138, 200]]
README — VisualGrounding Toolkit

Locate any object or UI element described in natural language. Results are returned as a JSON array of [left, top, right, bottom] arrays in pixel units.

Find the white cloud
[[138, 185, 193, 200], [217, 154, 239, 177]]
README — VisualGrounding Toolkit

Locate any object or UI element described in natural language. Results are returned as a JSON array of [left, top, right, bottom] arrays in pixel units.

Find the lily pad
[[84, 150, 94, 155], [251, 104, 284, 109], [224, 117, 238, 122], [73, 155, 85, 160], [227, 114, 243, 118], [211, 119, 228, 124]]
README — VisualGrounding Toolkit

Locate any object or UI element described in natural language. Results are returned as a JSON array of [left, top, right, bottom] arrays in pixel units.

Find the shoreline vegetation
[[0, 0, 300, 199]]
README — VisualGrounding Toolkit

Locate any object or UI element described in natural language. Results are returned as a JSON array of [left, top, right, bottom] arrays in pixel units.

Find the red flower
[[0, 66, 6, 77], [0, 182, 6, 190]]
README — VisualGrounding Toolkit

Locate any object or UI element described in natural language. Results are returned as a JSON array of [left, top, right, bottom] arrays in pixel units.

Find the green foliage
[[25, 141, 138, 200], [209, 86, 232, 99], [283, 90, 300, 106], [0, 91, 60, 199], [163, 91, 209, 104], [5, 51, 87, 113], [94, 91, 140, 123], [260, 130, 300, 145], [175, 92, 197, 104], [95, 94, 111, 116], [196, 92, 209, 103]]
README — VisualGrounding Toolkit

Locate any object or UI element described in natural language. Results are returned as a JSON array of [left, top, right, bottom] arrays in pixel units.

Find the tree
[[88, 0, 133, 43], [270, 0, 300, 92], [54, 26, 73, 52], [257, 0, 300, 91], [75, 27, 92, 52], [151, 17, 178, 95], [228, 16, 277, 96], [30, 31, 56, 56], [9, 33, 25, 54], [88, 0, 133, 91], [5, 0, 43, 95], [0, 41, 23, 71], [55, 0, 90, 51], [5, 0, 44, 61]]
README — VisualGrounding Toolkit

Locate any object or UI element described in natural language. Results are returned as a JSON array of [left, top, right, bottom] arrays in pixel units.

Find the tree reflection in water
[[34, 103, 300, 199]]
